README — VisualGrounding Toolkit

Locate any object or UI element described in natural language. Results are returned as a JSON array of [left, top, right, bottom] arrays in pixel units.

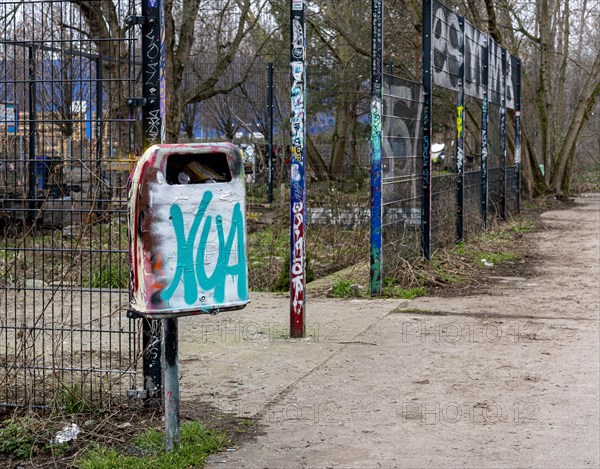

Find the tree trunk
[[329, 93, 351, 178], [549, 52, 600, 193], [306, 135, 331, 180], [522, 129, 546, 197], [537, 0, 555, 184]]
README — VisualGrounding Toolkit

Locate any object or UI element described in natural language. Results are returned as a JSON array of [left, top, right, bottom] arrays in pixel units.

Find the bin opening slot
[[166, 153, 232, 185]]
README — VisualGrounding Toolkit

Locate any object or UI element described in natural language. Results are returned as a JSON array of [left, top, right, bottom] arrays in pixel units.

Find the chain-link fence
[[1, 0, 524, 407], [1, 0, 140, 409]]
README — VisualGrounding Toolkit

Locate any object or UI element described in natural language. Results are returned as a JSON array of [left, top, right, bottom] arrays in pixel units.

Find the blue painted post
[[481, 36, 489, 229], [514, 58, 522, 213], [455, 16, 465, 242], [290, 0, 307, 338], [421, 0, 433, 259], [500, 48, 507, 220], [370, 0, 383, 296]]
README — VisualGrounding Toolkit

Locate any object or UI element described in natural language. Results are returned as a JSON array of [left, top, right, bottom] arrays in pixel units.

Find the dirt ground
[[172, 194, 600, 468], [2, 195, 597, 468]]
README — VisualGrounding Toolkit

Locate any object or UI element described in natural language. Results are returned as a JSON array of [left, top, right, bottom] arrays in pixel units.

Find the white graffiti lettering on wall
[[432, 4, 461, 90], [464, 21, 486, 100], [432, 2, 516, 109]]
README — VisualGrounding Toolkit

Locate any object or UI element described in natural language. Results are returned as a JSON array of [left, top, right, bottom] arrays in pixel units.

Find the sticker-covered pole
[[94, 59, 104, 213], [142, 0, 163, 148], [290, 0, 307, 338], [514, 59, 522, 213], [370, 0, 383, 295], [421, 0, 433, 259], [140, 0, 164, 407], [95, 58, 103, 163], [27, 46, 37, 225], [481, 36, 489, 228], [500, 48, 507, 220], [455, 16, 465, 242]]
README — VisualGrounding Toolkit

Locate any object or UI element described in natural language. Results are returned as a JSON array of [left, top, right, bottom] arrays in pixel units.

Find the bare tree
[[181, 101, 202, 140], [484, 0, 600, 194], [65, 0, 273, 143], [164, 0, 273, 141]]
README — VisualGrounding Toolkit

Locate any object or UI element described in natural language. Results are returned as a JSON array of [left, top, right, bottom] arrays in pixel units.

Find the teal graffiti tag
[[161, 191, 247, 305], [162, 191, 212, 304], [196, 202, 247, 304]]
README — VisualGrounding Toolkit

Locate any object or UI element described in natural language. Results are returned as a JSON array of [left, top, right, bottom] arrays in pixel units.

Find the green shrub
[[56, 384, 94, 415], [330, 279, 357, 298], [0, 418, 46, 461]]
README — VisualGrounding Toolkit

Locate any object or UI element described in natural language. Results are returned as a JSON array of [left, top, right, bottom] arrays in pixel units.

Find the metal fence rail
[[1, 0, 140, 408]]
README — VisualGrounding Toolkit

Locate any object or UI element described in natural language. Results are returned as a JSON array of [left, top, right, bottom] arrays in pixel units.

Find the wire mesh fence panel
[[505, 165, 518, 216], [464, 169, 483, 237], [488, 166, 504, 219], [431, 172, 457, 250], [429, 87, 459, 250], [1, 0, 140, 409], [381, 74, 423, 269], [180, 57, 292, 205], [487, 39, 505, 221], [488, 102, 504, 219], [462, 95, 483, 237], [505, 109, 518, 217], [303, 60, 371, 281]]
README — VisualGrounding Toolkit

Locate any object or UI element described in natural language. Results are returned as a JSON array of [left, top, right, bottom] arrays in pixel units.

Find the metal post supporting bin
[[128, 142, 249, 451]]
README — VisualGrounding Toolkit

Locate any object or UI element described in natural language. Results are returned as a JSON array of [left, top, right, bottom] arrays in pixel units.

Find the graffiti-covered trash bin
[[128, 143, 249, 318]]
